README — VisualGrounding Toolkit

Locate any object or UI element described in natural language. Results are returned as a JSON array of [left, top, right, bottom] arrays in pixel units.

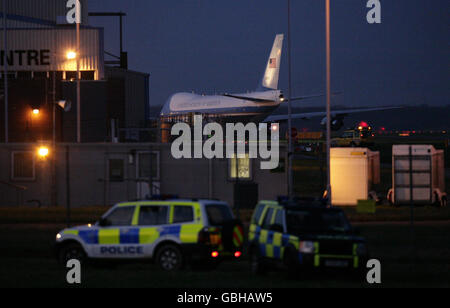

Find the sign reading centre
[[0, 28, 104, 79], [0, 49, 51, 67]]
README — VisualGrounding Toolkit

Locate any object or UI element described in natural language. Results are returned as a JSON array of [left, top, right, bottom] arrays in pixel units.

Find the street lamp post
[[325, 0, 332, 206], [287, 0, 294, 199], [51, 70, 57, 207], [2, 0, 8, 143], [76, 21, 81, 143]]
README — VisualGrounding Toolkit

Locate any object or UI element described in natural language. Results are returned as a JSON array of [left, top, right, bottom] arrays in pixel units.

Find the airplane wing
[[222, 94, 275, 103], [264, 107, 402, 122], [222, 92, 343, 104], [287, 92, 342, 102]]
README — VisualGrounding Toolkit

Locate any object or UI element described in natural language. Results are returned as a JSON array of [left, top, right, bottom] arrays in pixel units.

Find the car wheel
[[249, 247, 266, 275], [156, 244, 184, 272], [59, 243, 86, 265]]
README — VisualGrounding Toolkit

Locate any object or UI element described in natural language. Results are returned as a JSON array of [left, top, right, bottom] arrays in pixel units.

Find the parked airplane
[[160, 34, 398, 131]]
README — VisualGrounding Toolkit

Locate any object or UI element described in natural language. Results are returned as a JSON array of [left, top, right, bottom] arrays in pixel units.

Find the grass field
[[1, 203, 450, 226], [0, 223, 448, 288]]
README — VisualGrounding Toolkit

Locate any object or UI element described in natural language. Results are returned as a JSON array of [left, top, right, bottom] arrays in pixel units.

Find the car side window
[[139, 206, 169, 226], [261, 208, 274, 230], [173, 206, 194, 224], [251, 204, 265, 226], [104, 206, 135, 227], [274, 210, 284, 229]]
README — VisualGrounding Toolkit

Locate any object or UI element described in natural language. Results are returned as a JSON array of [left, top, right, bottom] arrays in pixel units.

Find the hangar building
[[0, 0, 289, 209], [0, 0, 150, 143]]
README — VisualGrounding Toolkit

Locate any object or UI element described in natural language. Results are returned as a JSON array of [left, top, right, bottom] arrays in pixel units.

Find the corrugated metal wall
[[105, 67, 150, 128], [0, 0, 89, 28], [0, 28, 104, 79]]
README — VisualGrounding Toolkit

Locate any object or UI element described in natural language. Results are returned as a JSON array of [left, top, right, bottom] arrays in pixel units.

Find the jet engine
[[321, 115, 345, 131]]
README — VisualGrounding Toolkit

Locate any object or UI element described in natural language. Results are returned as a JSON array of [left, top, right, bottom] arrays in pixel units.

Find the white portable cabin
[[330, 148, 380, 206], [389, 145, 447, 206]]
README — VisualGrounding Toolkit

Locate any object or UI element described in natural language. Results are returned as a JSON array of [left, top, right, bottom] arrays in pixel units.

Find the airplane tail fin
[[260, 34, 284, 90]]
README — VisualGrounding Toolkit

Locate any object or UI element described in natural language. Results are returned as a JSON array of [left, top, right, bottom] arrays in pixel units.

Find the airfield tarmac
[[0, 219, 448, 288], [1, 135, 448, 288]]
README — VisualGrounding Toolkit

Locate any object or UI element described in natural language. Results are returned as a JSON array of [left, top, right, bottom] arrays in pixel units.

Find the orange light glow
[[211, 251, 219, 258], [32, 109, 40, 115], [37, 147, 49, 158], [66, 51, 77, 60]]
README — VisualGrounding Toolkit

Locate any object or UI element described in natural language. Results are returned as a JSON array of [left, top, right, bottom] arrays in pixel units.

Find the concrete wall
[[0, 143, 288, 208]]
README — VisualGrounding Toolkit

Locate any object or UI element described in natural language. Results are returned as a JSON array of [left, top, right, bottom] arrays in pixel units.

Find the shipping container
[[330, 148, 380, 206], [388, 145, 447, 207]]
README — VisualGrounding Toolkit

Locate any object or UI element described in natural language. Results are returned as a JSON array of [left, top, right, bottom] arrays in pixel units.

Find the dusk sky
[[88, 0, 449, 111]]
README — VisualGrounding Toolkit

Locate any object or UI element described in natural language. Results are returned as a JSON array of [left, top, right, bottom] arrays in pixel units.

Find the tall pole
[[119, 14, 123, 54], [76, 21, 81, 143], [2, 0, 8, 143], [53, 73, 56, 144], [66, 145, 71, 228], [52, 71, 57, 207], [325, 0, 332, 206], [287, 0, 294, 198]]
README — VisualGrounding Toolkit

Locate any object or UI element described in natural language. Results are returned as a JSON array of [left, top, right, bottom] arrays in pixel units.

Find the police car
[[55, 199, 244, 271], [248, 198, 369, 274]]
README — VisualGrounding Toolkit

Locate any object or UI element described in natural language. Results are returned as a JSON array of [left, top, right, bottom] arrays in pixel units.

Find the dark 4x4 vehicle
[[248, 200, 369, 275]]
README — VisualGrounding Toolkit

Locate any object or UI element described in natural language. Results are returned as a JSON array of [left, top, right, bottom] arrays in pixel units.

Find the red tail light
[[211, 251, 219, 258], [234, 251, 242, 258]]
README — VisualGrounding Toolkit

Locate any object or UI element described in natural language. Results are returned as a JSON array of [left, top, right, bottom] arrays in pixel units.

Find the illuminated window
[[229, 154, 252, 180], [11, 152, 35, 181], [65, 71, 77, 80]]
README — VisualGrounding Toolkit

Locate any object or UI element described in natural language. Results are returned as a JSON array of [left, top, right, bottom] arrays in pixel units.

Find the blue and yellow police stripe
[[63, 224, 204, 245]]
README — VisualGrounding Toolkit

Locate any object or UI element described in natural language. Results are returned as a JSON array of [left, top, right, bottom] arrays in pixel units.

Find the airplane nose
[[161, 96, 175, 115]]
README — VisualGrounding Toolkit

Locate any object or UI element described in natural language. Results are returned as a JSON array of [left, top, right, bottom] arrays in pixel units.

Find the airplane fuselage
[[160, 90, 283, 123]]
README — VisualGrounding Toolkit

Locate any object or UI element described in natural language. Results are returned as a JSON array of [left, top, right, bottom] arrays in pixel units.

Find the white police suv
[[55, 199, 244, 271]]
